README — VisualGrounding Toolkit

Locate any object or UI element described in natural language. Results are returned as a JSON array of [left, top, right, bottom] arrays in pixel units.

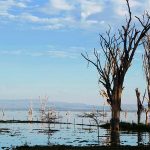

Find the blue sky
[[0, 0, 149, 105]]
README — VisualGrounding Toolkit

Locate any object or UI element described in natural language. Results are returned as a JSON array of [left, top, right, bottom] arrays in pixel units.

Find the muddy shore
[[11, 145, 150, 150]]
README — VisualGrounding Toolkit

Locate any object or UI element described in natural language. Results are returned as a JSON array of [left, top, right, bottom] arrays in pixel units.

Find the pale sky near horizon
[[0, 0, 149, 105]]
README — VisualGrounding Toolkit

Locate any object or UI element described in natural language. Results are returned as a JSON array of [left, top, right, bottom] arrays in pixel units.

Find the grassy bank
[[13, 145, 150, 150], [0, 120, 72, 125], [100, 122, 150, 132]]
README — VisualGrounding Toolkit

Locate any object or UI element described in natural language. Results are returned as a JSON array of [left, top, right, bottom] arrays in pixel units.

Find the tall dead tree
[[143, 34, 150, 109], [82, 0, 150, 133]]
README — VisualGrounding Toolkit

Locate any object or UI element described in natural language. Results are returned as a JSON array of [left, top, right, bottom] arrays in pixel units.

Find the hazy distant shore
[[0, 99, 139, 112]]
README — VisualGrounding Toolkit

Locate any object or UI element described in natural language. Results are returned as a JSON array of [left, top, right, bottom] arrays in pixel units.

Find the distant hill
[[0, 99, 103, 111], [0, 99, 137, 111]]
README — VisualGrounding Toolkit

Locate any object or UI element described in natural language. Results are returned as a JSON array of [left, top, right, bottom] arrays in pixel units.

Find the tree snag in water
[[135, 88, 144, 124]]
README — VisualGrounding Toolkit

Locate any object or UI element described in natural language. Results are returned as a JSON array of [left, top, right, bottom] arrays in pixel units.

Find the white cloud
[[48, 50, 69, 58], [0, 0, 148, 31], [20, 13, 40, 22], [79, 0, 103, 20], [40, 0, 74, 15], [47, 46, 85, 58], [51, 0, 74, 11], [15, 2, 27, 8], [47, 50, 81, 59], [0, 0, 106, 30], [26, 51, 44, 57], [0, 12, 16, 20], [79, 19, 105, 30], [144, 0, 150, 13], [0, 0, 26, 12], [0, 50, 22, 55], [112, 0, 141, 8], [32, 24, 64, 30], [0, 0, 27, 20], [112, 0, 142, 16], [115, 7, 128, 17], [18, 13, 76, 29], [0, 46, 85, 59]]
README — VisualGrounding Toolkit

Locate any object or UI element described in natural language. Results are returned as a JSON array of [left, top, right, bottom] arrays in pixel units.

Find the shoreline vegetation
[[12, 145, 150, 150], [100, 122, 150, 132], [1, 120, 150, 131], [1, 120, 150, 132]]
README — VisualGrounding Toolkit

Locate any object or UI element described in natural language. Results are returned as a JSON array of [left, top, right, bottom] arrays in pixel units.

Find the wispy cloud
[[19, 13, 75, 24], [0, 0, 26, 15], [143, 0, 150, 13], [112, 0, 142, 16], [47, 50, 76, 58], [0, 0, 27, 21], [41, 0, 74, 15], [52, 0, 73, 10], [0, 0, 27, 10], [0, 0, 149, 30], [0, 46, 86, 59], [79, 0, 104, 20], [0, 50, 22, 55]]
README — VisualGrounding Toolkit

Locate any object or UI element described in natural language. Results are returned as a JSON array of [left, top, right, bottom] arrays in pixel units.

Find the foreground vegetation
[[1, 120, 150, 132], [13, 145, 150, 150], [100, 122, 150, 132]]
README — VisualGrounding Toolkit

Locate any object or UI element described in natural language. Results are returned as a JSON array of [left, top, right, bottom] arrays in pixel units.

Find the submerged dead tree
[[143, 35, 150, 109], [82, 0, 150, 134], [135, 88, 144, 124], [82, 112, 101, 145]]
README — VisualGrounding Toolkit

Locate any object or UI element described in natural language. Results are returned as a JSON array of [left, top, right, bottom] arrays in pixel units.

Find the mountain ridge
[[0, 99, 138, 111]]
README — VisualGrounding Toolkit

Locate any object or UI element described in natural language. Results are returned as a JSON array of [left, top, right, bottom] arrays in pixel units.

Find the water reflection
[[109, 130, 120, 146], [0, 110, 150, 148], [137, 132, 143, 145]]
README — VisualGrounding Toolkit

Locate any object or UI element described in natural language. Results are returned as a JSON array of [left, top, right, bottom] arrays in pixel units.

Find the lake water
[[0, 110, 150, 149]]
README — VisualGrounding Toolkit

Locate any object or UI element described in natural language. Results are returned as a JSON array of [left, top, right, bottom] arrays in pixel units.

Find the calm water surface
[[0, 110, 150, 149]]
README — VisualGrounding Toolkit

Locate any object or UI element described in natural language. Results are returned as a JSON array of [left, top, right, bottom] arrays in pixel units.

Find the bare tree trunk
[[137, 111, 142, 124], [148, 101, 150, 110], [110, 106, 120, 146], [111, 79, 122, 130], [110, 84, 122, 146], [148, 85, 150, 109], [110, 130, 120, 146], [137, 131, 143, 145], [135, 88, 143, 124], [111, 104, 120, 131]]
